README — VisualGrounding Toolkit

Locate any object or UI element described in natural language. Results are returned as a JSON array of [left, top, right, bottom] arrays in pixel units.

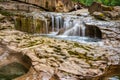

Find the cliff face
[[18, 0, 74, 12]]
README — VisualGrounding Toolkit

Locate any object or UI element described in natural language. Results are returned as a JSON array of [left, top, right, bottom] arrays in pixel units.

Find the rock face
[[20, 0, 74, 12], [0, 0, 74, 12], [15, 15, 45, 33]]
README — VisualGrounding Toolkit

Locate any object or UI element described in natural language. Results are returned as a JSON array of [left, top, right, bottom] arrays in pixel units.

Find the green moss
[[35, 19, 43, 33], [0, 10, 14, 16], [15, 16, 35, 33], [68, 50, 102, 61], [74, 43, 90, 51], [99, 13, 105, 17], [15, 17, 22, 30], [102, 6, 114, 11]]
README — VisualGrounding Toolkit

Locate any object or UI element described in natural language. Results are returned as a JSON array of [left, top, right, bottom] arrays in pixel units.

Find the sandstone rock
[[2, 0, 74, 12], [0, 14, 5, 20]]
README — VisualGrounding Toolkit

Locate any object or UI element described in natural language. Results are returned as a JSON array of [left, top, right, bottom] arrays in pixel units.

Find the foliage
[[72, 0, 120, 6]]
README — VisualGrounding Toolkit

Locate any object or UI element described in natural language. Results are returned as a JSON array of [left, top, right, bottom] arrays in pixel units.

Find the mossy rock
[[93, 12, 108, 20], [15, 15, 47, 33], [0, 10, 14, 16], [101, 5, 114, 11], [34, 19, 44, 33], [15, 16, 33, 33]]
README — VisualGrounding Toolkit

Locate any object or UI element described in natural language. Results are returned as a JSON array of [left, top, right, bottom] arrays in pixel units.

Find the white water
[[51, 15, 55, 32], [63, 23, 79, 36], [81, 25, 86, 37], [32, 12, 118, 43]]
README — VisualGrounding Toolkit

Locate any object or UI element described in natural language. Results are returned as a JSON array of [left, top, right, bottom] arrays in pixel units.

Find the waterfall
[[55, 16, 63, 31], [55, 16, 60, 31], [63, 17, 73, 30], [63, 23, 79, 36], [51, 15, 55, 32], [81, 26, 86, 37]]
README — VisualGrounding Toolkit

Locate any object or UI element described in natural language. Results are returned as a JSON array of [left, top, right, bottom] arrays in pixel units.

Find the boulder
[[92, 12, 108, 20], [88, 2, 113, 14], [88, 2, 120, 20]]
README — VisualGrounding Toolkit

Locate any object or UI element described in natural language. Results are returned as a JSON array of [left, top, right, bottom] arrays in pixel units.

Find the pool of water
[[36, 33, 102, 43], [108, 76, 120, 80], [36, 33, 104, 46]]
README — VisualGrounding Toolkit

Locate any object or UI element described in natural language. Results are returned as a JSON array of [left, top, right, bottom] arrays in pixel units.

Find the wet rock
[[15, 14, 50, 34]]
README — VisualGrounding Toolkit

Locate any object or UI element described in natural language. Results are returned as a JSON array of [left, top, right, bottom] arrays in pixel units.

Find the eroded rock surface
[[0, 29, 119, 80]]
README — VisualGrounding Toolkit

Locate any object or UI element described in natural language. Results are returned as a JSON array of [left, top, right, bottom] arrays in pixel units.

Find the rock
[[88, 2, 120, 20], [103, 11, 120, 20], [88, 2, 102, 14], [15, 14, 50, 34], [88, 2, 113, 14], [0, 28, 119, 80], [0, 14, 5, 20], [0, 0, 74, 12], [0, 62, 28, 80], [92, 12, 109, 20]]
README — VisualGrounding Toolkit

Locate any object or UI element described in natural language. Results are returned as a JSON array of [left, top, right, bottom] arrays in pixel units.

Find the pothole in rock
[[0, 45, 32, 80]]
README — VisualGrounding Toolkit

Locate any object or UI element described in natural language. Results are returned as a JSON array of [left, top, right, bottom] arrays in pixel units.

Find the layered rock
[[0, 0, 74, 12], [20, 0, 74, 12]]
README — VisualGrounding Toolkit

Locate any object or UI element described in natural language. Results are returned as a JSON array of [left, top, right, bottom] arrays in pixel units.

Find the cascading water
[[55, 15, 63, 31], [63, 17, 73, 30], [81, 25, 86, 37], [51, 15, 55, 32], [63, 23, 80, 36], [55, 16, 60, 31], [30, 12, 102, 43]]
